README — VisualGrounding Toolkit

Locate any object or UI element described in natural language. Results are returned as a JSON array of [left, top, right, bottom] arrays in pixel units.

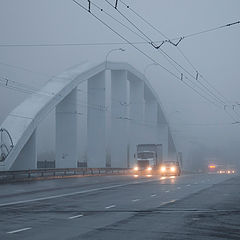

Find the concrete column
[[157, 105, 176, 161], [129, 74, 144, 167], [105, 70, 112, 167], [110, 70, 128, 168], [87, 71, 106, 167], [77, 81, 88, 167], [144, 85, 158, 143], [157, 104, 169, 162], [159, 124, 169, 161], [168, 131, 177, 161], [11, 130, 37, 170], [145, 100, 158, 126], [56, 88, 77, 168]]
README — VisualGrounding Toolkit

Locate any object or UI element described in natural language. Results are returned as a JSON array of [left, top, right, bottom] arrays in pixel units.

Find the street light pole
[[105, 48, 125, 68]]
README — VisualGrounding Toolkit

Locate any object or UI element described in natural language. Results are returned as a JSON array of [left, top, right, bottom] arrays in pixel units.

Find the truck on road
[[133, 144, 162, 174]]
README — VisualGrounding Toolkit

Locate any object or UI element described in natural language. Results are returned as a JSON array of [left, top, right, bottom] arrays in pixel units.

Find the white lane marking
[[7, 227, 32, 234], [154, 209, 234, 213], [186, 184, 191, 187], [159, 199, 176, 205], [177, 187, 181, 190], [68, 214, 84, 219], [132, 199, 140, 202], [151, 194, 157, 197], [0, 179, 157, 207], [105, 205, 116, 209], [165, 190, 170, 193]]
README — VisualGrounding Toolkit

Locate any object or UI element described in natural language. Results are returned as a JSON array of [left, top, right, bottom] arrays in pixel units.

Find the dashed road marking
[[105, 205, 116, 209], [186, 184, 191, 187], [165, 190, 170, 193], [0, 179, 158, 207], [151, 194, 157, 197], [177, 187, 181, 189], [68, 214, 84, 219], [160, 199, 176, 205], [7, 227, 32, 234], [132, 199, 140, 202]]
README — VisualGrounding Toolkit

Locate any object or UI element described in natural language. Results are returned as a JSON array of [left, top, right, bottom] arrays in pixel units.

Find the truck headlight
[[170, 167, 176, 172], [133, 166, 138, 171], [147, 167, 152, 171], [161, 166, 166, 172]]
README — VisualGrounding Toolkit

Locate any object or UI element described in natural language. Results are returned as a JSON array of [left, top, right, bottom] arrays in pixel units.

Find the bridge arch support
[[0, 61, 176, 171]]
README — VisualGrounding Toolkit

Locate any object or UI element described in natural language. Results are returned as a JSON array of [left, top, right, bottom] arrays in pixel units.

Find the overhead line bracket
[[169, 37, 184, 47], [88, 0, 91, 12], [115, 0, 118, 9]]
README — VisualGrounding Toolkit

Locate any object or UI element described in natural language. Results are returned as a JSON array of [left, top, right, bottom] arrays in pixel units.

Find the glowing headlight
[[170, 167, 176, 172], [147, 167, 152, 171], [133, 166, 138, 171], [161, 166, 166, 172]]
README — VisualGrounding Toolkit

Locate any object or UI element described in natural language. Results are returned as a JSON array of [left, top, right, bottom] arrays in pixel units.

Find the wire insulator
[[196, 71, 199, 80]]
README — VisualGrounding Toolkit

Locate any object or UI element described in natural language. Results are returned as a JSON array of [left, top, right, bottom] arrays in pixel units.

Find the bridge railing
[[0, 167, 130, 183]]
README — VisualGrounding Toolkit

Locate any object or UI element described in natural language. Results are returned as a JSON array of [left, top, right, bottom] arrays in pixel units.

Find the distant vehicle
[[133, 144, 162, 174], [208, 163, 217, 173], [160, 161, 181, 176], [218, 169, 236, 174], [208, 163, 236, 174]]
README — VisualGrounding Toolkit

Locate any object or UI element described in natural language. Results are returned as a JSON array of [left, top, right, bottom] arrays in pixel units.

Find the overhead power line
[[1, 0, 238, 122], [0, 75, 166, 128], [180, 20, 240, 40], [0, 42, 146, 47], [118, 0, 237, 119], [0, 17, 238, 48], [0, 1, 231, 108], [120, 0, 239, 46], [101, 0, 227, 107], [72, 0, 226, 109]]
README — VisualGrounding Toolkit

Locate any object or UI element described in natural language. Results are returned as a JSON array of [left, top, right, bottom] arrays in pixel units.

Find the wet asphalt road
[[0, 173, 239, 240]]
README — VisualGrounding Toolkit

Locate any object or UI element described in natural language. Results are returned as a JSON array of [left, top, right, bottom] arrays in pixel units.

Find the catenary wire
[[73, 0, 223, 109], [119, 0, 237, 118]]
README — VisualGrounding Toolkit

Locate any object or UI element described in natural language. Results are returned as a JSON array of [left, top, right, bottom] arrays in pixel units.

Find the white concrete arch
[[0, 61, 176, 171]]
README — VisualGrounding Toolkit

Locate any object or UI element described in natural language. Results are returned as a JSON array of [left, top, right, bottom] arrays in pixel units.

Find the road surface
[[0, 173, 239, 239]]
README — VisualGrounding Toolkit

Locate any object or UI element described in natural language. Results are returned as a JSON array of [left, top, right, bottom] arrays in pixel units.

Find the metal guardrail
[[0, 168, 130, 183]]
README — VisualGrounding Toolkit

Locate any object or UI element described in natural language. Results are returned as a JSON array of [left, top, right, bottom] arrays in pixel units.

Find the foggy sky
[[0, 0, 240, 169]]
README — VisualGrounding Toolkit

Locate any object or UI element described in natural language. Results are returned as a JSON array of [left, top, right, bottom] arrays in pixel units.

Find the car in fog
[[160, 161, 181, 176]]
